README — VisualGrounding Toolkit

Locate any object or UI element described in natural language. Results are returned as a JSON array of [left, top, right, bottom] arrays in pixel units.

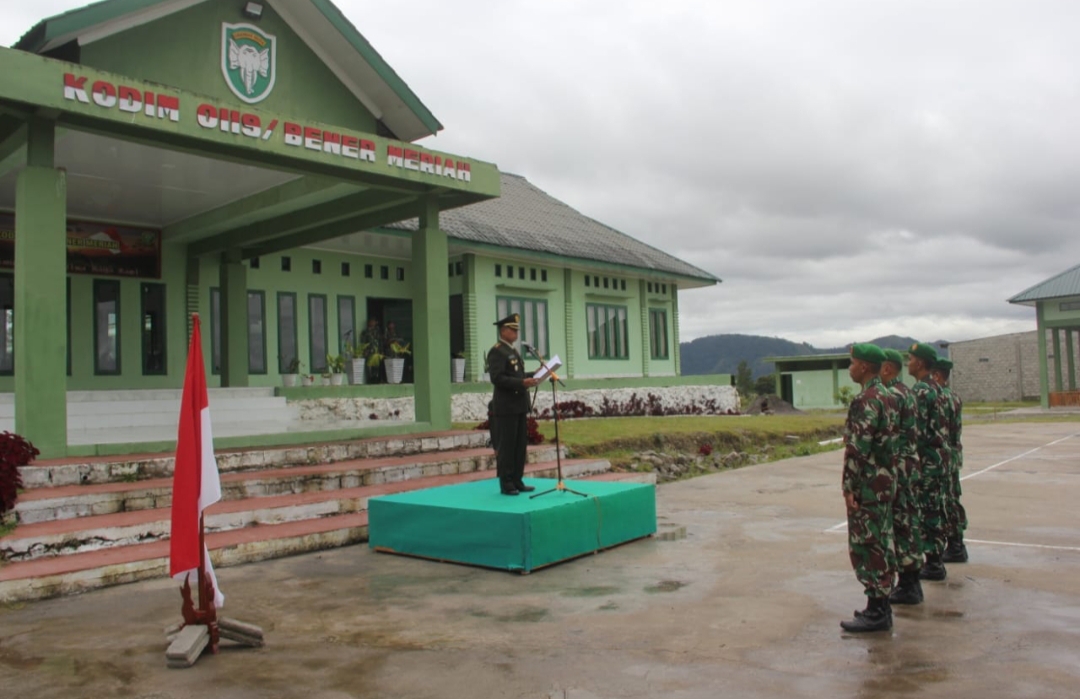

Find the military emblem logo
[[221, 23, 277, 104]]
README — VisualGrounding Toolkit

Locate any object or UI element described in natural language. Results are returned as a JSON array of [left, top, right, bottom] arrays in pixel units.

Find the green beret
[[851, 343, 887, 365], [907, 342, 938, 363], [934, 358, 954, 371], [883, 349, 905, 367]]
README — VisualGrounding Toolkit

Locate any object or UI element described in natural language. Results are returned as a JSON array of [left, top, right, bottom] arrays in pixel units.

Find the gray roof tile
[[389, 173, 720, 284], [1009, 262, 1080, 304]]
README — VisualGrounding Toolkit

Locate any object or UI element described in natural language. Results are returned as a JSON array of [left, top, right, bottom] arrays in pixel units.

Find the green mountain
[[680, 333, 948, 377]]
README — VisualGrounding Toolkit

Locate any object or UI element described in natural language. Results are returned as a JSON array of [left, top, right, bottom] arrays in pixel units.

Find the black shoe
[[942, 540, 969, 563], [841, 597, 892, 633], [515, 481, 536, 493], [500, 485, 520, 496], [919, 555, 947, 581], [889, 571, 924, 605]]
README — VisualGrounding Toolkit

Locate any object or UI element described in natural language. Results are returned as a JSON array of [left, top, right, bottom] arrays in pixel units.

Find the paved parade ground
[[1, 420, 1077, 699]]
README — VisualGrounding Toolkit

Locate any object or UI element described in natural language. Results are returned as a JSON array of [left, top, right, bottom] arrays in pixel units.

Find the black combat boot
[[919, 553, 947, 581], [889, 570, 925, 605], [942, 539, 969, 563], [841, 596, 893, 633]]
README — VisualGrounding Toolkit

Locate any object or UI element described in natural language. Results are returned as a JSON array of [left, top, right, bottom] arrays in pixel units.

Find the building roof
[[1009, 263, 1080, 305], [388, 173, 721, 287], [12, 0, 441, 142]]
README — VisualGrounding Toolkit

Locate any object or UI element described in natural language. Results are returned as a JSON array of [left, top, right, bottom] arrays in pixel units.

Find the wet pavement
[[1, 421, 1077, 699]]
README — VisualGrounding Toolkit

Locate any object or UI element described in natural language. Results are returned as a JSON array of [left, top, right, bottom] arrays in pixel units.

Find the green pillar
[[412, 197, 450, 427], [1037, 304, 1049, 409], [14, 118, 67, 458], [1052, 328, 1063, 392], [832, 360, 840, 406], [671, 284, 681, 376], [219, 251, 249, 387], [1066, 329, 1076, 391], [563, 268, 575, 379], [639, 280, 650, 377]]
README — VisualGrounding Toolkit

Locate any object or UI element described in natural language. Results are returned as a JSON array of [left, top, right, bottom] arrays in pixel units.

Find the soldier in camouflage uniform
[[840, 343, 899, 633], [933, 358, 969, 563], [880, 349, 924, 605], [907, 342, 950, 581]]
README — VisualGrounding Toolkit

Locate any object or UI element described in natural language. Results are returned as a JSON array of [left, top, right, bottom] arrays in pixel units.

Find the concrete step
[[0, 468, 638, 603], [0, 459, 613, 562], [64, 396, 291, 416], [20, 430, 491, 488], [12, 445, 561, 524], [67, 407, 297, 431]]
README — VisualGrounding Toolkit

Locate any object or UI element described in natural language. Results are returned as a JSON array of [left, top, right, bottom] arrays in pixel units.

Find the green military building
[[1008, 262, 1080, 407], [766, 352, 917, 410], [765, 353, 862, 410], [0, 0, 719, 458]]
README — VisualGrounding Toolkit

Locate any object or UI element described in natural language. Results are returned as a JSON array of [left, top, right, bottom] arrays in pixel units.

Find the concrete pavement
[[1, 420, 1077, 698]]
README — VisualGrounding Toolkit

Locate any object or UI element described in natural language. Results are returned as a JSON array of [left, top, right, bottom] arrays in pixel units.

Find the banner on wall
[[0, 213, 161, 279]]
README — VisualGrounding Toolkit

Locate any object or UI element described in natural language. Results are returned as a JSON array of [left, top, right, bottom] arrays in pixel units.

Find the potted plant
[[451, 351, 466, 383], [327, 354, 347, 386], [343, 341, 366, 385], [365, 346, 385, 384], [282, 358, 303, 387], [301, 373, 315, 387], [385, 341, 410, 384]]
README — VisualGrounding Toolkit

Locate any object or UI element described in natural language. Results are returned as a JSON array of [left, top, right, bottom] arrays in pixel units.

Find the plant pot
[[386, 357, 406, 384], [301, 375, 315, 387], [320, 375, 332, 386], [331, 373, 346, 386], [451, 357, 466, 383], [347, 359, 366, 385], [282, 373, 299, 388]]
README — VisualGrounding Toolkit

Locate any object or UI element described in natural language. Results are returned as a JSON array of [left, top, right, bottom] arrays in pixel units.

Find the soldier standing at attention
[[840, 343, 899, 633], [907, 342, 949, 581], [932, 358, 969, 563], [881, 349, 924, 606], [487, 314, 540, 496]]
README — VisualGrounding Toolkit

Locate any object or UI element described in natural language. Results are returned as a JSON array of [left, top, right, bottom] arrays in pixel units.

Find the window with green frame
[[277, 292, 298, 374], [496, 296, 548, 356], [308, 294, 328, 373], [586, 303, 629, 359], [248, 290, 267, 374], [649, 308, 669, 359]]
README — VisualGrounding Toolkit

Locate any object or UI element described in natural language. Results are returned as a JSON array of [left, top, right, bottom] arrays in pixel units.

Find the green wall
[[79, 1, 379, 133]]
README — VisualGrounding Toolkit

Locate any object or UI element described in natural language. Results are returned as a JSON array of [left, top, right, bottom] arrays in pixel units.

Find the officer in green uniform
[[487, 314, 540, 495], [841, 343, 899, 633], [932, 358, 969, 563]]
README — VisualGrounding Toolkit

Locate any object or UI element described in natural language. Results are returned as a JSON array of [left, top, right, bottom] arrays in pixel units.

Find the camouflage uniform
[[912, 377, 949, 558], [887, 377, 923, 572], [843, 376, 899, 598], [939, 384, 968, 540]]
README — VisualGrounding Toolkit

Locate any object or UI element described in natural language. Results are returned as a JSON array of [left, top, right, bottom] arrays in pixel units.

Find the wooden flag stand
[[164, 517, 265, 668]]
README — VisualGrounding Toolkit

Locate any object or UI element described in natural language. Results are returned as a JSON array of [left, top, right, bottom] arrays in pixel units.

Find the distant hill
[[680, 333, 949, 377]]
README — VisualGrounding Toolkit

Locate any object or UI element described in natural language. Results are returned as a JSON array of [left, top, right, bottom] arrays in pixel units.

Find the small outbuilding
[[1008, 263, 1080, 407]]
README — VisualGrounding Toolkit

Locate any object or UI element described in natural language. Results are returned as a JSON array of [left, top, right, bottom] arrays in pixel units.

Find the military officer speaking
[[487, 314, 541, 495]]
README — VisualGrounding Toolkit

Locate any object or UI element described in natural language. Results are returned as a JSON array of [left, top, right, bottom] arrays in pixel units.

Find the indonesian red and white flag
[[169, 315, 224, 608]]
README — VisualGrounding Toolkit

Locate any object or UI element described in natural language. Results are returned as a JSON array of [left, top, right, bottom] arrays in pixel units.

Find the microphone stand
[[522, 344, 587, 500]]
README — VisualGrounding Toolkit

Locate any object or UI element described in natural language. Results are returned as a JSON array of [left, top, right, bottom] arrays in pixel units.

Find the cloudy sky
[[4, 0, 1079, 346]]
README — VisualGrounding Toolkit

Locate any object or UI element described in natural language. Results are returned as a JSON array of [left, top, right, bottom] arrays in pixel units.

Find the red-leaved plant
[[0, 431, 39, 517]]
